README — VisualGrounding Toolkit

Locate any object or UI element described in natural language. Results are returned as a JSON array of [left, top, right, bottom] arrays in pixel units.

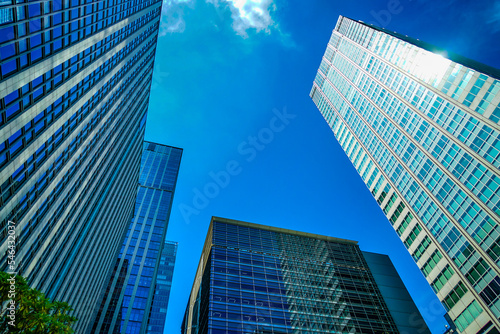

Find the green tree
[[0, 272, 77, 333]]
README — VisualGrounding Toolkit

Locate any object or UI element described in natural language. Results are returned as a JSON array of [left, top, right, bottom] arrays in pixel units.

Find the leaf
[[0, 272, 78, 333]]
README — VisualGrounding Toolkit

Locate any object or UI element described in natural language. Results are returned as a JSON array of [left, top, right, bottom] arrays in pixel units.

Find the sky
[[144, 0, 500, 333]]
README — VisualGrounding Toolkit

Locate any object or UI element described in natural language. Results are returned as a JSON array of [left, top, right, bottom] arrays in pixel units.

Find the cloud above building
[[160, 0, 280, 38], [160, 0, 193, 35], [207, 0, 275, 37]]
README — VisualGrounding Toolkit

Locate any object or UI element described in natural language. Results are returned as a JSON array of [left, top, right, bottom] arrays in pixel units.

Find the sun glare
[[413, 51, 451, 86]]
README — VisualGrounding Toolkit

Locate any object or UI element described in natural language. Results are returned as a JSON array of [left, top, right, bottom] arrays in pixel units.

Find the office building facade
[[148, 240, 178, 334], [0, 0, 163, 331], [182, 217, 431, 334], [310, 15, 500, 333], [91, 142, 182, 334]]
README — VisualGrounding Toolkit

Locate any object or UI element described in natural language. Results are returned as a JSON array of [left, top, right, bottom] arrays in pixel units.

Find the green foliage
[[0, 272, 77, 333]]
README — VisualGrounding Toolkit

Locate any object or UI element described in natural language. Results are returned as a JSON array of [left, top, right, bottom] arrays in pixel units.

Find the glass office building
[[91, 142, 182, 334], [310, 15, 500, 333], [148, 240, 178, 334], [182, 217, 432, 334], [0, 1, 163, 332]]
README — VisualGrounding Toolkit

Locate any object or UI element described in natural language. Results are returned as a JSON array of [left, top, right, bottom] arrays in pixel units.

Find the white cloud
[[159, 0, 193, 36], [158, 0, 294, 46], [207, 0, 276, 38]]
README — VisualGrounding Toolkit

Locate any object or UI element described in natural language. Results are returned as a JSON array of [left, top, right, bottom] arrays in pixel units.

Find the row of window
[[27, 97, 147, 304], [313, 82, 498, 308], [0, 11, 159, 127], [139, 148, 181, 191], [329, 21, 500, 320], [396, 212, 413, 236], [476, 81, 500, 115], [362, 51, 500, 169], [23, 95, 148, 288], [389, 201, 406, 225], [422, 249, 443, 277], [404, 223, 422, 248], [431, 264, 455, 293], [412, 236, 431, 262], [0, 60, 153, 270], [454, 300, 483, 332], [382, 192, 397, 214], [0, 38, 157, 219], [463, 75, 488, 107], [443, 281, 468, 311], [319, 71, 500, 274], [1, 30, 157, 188], [348, 60, 500, 215], [364, 25, 497, 123], [0, 0, 160, 79]]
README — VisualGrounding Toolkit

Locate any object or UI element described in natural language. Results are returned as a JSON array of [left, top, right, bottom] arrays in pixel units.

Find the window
[[422, 249, 442, 276], [431, 265, 454, 293], [454, 301, 483, 332], [463, 74, 487, 107], [443, 281, 468, 310], [413, 236, 431, 261], [466, 258, 489, 285], [389, 202, 405, 224], [376, 183, 391, 204], [383, 193, 398, 214], [404, 224, 422, 247], [396, 212, 413, 236]]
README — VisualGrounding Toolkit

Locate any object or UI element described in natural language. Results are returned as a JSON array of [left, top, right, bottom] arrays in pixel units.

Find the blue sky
[[145, 0, 500, 333]]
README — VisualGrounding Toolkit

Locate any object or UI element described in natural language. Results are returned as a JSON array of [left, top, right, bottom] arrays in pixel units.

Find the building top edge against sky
[[340, 16, 500, 81], [144, 140, 184, 152], [210, 216, 359, 246]]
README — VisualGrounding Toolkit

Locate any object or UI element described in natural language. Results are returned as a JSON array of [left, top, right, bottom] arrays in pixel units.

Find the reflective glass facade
[[148, 240, 178, 334], [182, 217, 431, 334], [310, 15, 500, 333], [91, 142, 182, 334], [0, 0, 162, 332]]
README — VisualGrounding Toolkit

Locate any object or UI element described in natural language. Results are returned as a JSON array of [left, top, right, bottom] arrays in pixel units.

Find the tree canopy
[[0, 272, 77, 333]]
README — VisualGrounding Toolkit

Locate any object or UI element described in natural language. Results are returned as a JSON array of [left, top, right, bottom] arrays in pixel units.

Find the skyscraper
[[310, 15, 500, 333], [0, 0, 163, 331], [148, 240, 178, 334], [91, 142, 182, 334], [182, 217, 433, 334]]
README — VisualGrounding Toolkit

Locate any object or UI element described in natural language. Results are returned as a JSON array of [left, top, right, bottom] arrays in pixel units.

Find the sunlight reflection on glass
[[413, 51, 451, 87]]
